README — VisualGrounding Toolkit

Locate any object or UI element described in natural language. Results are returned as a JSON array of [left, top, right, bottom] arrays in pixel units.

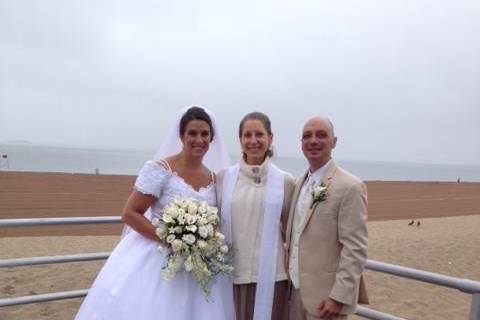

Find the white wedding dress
[[75, 161, 235, 320]]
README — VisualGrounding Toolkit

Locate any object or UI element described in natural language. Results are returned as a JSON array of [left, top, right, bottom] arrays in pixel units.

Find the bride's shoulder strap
[[211, 171, 216, 184], [155, 159, 172, 171]]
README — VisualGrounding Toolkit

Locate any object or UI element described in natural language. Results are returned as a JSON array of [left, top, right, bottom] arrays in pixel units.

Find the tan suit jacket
[[285, 160, 368, 316]]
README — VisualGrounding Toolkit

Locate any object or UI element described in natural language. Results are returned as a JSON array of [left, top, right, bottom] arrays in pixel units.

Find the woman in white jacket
[[217, 112, 295, 320]]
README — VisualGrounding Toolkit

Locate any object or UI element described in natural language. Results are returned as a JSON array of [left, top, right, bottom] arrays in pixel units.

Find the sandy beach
[[1, 171, 480, 319], [2, 171, 480, 236]]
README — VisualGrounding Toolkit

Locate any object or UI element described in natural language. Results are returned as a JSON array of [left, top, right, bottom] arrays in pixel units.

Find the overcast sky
[[1, 0, 479, 166]]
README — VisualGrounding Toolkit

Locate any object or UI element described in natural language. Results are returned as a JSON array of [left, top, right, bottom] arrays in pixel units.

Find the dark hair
[[179, 106, 214, 141], [238, 112, 274, 158]]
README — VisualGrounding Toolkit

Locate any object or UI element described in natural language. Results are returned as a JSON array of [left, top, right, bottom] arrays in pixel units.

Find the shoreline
[[2, 169, 480, 183]]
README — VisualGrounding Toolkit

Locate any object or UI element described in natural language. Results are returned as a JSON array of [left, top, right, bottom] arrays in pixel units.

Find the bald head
[[303, 117, 335, 137]]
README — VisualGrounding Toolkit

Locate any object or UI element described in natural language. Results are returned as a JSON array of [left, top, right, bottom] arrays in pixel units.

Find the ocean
[[1, 144, 479, 182]]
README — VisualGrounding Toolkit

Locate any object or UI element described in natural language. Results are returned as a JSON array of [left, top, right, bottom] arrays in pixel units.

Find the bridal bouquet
[[152, 198, 233, 297]]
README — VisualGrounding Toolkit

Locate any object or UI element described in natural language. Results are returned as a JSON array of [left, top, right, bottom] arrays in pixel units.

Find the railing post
[[470, 293, 480, 320]]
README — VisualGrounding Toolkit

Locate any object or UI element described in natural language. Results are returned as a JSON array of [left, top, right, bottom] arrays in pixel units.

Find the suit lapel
[[285, 171, 308, 250], [299, 161, 338, 234]]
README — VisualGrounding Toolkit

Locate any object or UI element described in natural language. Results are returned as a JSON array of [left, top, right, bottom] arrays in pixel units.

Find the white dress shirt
[[289, 160, 331, 289]]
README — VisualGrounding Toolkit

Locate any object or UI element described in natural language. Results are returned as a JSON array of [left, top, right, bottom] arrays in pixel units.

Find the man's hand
[[317, 297, 343, 319]]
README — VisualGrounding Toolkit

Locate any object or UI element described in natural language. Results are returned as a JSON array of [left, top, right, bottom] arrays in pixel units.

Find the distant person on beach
[[217, 112, 295, 320], [285, 117, 368, 320], [75, 106, 235, 320], [0, 154, 9, 170]]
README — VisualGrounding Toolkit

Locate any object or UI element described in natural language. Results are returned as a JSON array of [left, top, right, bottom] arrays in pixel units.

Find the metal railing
[[0, 290, 88, 307], [365, 260, 480, 320], [0, 216, 121, 227], [0, 252, 111, 268], [2, 217, 480, 320]]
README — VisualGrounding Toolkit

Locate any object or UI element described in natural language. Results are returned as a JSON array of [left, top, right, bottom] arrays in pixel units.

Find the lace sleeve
[[134, 160, 169, 198]]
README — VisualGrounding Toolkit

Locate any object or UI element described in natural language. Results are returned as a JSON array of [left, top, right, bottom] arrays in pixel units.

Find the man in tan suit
[[286, 117, 368, 320]]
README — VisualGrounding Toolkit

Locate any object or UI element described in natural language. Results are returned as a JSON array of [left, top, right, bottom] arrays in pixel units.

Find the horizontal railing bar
[[0, 216, 121, 227], [1, 239, 479, 296], [366, 259, 480, 294], [0, 258, 477, 319], [0, 288, 403, 320], [0, 290, 87, 307], [355, 305, 407, 320], [0, 252, 111, 268]]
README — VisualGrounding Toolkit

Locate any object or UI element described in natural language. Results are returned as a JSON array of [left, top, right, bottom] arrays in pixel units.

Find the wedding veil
[[153, 105, 230, 173]]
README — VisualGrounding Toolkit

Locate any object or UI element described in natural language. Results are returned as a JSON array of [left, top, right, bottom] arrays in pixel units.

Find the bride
[[75, 106, 235, 320]]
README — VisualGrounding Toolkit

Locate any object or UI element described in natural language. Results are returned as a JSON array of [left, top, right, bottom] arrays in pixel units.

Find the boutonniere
[[311, 182, 328, 208]]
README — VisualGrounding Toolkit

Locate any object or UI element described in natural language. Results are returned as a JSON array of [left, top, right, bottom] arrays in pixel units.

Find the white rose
[[185, 214, 197, 225], [182, 234, 196, 245], [162, 214, 174, 224], [172, 209, 180, 218], [220, 244, 229, 254], [171, 239, 184, 252], [197, 217, 208, 226], [175, 226, 183, 234], [197, 239, 208, 250], [198, 206, 207, 214], [166, 234, 176, 244], [215, 232, 225, 241], [313, 186, 327, 197], [187, 203, 198, 215], [179, 200, 188, 209], [206, 224, 214, 236], [177, 213, 186, 225], [155, 225, 168, 239], [164, 205, 178, 218], [185, 225, 197, 233], [198, 226, 209, 239], [207, 214, 218, 224]]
